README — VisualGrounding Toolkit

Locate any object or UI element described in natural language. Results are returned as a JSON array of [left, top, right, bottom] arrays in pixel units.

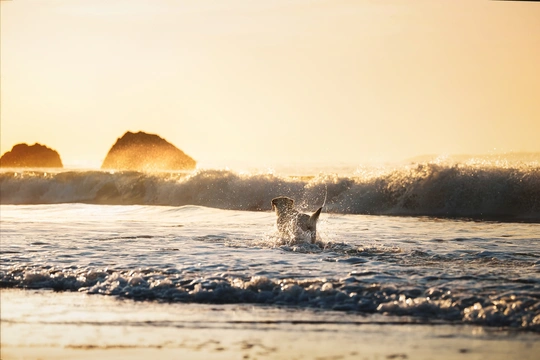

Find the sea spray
[[1, 162, 539, 220]]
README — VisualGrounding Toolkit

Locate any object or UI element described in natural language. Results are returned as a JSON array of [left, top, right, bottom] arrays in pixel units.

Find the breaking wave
[[1, 162, 539, 221], [1, 263, 539, 332]]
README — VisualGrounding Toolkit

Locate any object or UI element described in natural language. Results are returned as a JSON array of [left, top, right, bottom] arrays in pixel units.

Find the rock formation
[[101, 131, 196, 171], [0, 143, 63, 168]]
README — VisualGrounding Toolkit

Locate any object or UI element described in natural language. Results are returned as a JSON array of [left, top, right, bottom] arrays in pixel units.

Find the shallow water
[[1, 203, 539, 332], [3, 289, 540, 360]]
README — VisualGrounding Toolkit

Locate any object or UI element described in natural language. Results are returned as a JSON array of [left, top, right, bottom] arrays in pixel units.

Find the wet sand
[[1, 289, 538, 359]]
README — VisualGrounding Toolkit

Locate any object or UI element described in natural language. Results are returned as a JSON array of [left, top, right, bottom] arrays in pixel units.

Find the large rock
[[102, 131, 196, 171], [0, 143, 63, 168]]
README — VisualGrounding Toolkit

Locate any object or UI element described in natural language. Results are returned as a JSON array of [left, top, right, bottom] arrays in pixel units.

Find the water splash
[[1, 161, 539, 221]]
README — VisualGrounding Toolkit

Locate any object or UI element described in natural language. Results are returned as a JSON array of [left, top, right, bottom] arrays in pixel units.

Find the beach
[[2, 1, 540, 357], [2, 289, 539, 360], [1, 164, 539, 359]]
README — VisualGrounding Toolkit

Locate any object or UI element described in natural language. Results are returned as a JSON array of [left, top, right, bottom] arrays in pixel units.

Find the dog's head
[[271, 196, 294, 213]]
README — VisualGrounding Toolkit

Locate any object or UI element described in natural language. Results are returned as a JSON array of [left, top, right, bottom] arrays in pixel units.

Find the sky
[[1, 0, 539, 168]]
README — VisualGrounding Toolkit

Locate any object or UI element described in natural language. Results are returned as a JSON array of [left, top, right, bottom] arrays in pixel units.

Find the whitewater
[[1, 160, 540, 358], [1, 160, 539, 220]]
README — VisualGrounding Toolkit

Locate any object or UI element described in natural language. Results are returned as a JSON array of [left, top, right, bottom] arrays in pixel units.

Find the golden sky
[[1, 0, 539, 168]]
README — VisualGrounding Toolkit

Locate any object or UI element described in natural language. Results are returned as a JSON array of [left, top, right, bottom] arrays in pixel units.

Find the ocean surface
[[1, 160, 539, 334]]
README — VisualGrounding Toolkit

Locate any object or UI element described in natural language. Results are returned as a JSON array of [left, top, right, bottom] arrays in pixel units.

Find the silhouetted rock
[[0, 143, 63, 168], [102, 131, 196, 171]]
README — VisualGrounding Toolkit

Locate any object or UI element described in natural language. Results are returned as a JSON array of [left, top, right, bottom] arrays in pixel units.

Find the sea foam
[[3, 264, 539, 332], [1, 162, 539, 221]]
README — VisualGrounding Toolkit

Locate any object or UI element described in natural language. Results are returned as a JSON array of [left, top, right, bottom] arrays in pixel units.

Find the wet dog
[[271, 196, 322, 243]]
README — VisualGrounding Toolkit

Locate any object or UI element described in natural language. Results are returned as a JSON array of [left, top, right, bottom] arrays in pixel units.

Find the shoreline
[[2, 289, 539, 359]]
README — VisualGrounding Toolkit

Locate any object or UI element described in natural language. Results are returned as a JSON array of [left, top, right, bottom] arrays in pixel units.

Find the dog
[[271, 196, 322, 243]]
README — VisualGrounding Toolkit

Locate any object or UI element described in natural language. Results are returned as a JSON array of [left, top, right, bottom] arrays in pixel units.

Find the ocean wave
[[1, 163, 539, 221], [1, 264, 539, 332]]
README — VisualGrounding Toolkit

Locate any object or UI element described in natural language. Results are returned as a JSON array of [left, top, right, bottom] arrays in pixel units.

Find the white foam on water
[[1, 203, 539, 331]]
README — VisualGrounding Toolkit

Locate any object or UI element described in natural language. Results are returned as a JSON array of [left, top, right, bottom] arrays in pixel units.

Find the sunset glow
[[1, 0, 539, 168], [2, 3, 540, 357]]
